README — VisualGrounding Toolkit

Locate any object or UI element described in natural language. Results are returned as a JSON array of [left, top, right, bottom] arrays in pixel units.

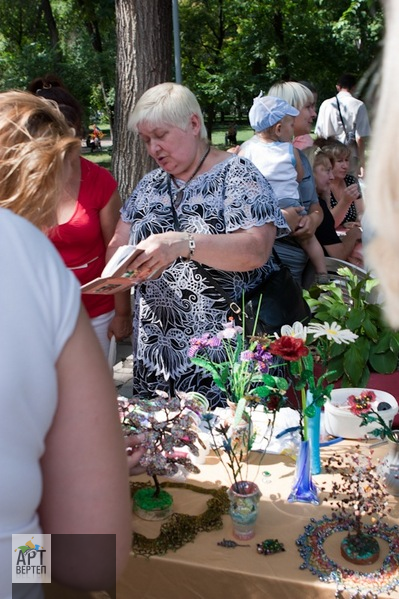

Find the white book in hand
[[81, 245, 144, 295]]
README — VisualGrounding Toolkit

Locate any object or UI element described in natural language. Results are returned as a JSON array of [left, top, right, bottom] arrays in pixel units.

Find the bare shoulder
[[208, 146, 235, 165]]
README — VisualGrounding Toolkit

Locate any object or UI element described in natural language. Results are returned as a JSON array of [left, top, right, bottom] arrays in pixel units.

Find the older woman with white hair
[[267, 81, 324, 286], [108, 82, 289, 408]]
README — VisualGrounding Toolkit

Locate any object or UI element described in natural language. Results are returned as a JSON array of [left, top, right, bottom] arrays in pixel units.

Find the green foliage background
[[0, 0, 384, 135], [0, 0, 116, 129], [179, 0, 383, 132]]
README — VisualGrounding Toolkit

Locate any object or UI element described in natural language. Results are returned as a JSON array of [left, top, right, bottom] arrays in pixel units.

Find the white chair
[[323, 257, 380, 305], [324, 256, 368, 279]]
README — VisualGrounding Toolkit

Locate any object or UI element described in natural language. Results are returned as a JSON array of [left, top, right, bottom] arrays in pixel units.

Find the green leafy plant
[[304, 267, 399, 387]]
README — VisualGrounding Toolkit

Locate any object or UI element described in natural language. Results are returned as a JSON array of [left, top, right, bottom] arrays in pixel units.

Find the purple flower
[[253, 344, 273, 373], [188, 333, 221, 357]]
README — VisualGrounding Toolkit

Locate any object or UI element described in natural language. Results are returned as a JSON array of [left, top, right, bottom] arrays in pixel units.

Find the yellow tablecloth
[[46, 441, 399, 599]]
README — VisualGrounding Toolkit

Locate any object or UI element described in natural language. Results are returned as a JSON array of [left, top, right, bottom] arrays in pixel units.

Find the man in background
[[315, 73, 370, 178]]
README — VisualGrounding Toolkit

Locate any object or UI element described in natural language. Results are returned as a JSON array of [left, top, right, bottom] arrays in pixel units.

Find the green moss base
[[133, 487, 173, 521], [134, 487, 173, 510]]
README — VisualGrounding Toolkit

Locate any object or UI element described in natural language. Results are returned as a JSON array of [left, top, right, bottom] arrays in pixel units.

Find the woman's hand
[[343, 221, 362, 230], [292, 213, 318, 240], [281, 206, 303, 232], [108, 314, 133, 341], [345, 227, 362, 244], [330, 185, 361, 227], [341, 227, 363, 266], [125, 232, 189, 279], [124, 224, 277, 275], [343, 183, 361, 204], [125, 433, 146, 476]]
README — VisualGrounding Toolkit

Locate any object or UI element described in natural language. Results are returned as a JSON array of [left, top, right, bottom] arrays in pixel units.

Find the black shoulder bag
[[167, 175, 311, 336], [235, 250, 312, 335]]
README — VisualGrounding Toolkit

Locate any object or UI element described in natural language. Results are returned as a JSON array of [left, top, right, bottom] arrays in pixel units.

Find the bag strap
[[166, 173, 280, 318], [335, 94, 350, 143]]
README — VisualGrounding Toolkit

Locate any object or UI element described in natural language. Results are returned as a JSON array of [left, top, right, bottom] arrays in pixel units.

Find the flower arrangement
[[346, 389, 397, 442], [189, 318, 288, 487], [188, 318, 358, 488], [189, 318, 288, 407], [266, 321, 358, 441]]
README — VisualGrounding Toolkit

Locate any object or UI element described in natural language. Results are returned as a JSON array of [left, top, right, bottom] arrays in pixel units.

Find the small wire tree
[[322, 446, 391, 565], [120, 388, 203, 506]]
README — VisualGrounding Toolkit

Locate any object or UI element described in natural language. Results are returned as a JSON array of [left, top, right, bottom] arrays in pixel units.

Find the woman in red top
[[28, 75, 132, 356]]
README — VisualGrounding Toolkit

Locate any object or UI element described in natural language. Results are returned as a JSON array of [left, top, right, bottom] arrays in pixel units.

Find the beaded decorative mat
[[131, 481, 230, 558], [296, 514, 399, 598]]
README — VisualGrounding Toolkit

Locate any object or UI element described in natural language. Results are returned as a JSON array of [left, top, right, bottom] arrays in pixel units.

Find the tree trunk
[[113, 0, 173, 200], [76, 0, 103, 52], [39, 0, 62, 62]]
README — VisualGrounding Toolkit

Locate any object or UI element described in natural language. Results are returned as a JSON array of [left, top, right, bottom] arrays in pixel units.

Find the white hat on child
[[249, 92, 299, 132]]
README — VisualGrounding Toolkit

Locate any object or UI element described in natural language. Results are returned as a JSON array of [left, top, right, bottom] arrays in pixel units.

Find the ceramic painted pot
[[324, 388, 398, 439], [228, 481, 262, 541]]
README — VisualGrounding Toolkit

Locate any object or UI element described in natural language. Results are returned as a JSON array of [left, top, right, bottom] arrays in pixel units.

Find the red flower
[[268, 336, 309, 361], [266, 394, 284, 412], [347, 390, 376, 415]]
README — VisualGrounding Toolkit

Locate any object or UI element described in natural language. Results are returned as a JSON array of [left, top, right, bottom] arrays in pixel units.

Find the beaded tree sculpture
[[119, 390, 203, 520], [322, 447, 391, 566]]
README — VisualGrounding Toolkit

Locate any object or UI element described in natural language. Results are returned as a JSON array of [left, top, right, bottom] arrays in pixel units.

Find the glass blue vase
[[287, 440, 319, 505], [305, 390, 321, 475]]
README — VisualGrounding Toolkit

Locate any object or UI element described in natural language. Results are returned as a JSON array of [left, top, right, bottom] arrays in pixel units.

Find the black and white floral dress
[[121, 155, 289, 408]]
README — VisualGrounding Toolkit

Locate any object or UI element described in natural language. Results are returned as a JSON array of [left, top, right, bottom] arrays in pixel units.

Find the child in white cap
[[240, 93, 327, 282]]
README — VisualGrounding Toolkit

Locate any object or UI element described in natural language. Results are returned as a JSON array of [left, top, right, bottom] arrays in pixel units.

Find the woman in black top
[[314, 139, 364, 228], [304, 147, 362, 263]]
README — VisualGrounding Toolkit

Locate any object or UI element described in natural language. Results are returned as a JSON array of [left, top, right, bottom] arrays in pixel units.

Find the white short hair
[[267, 82, 313, 111], [128, 82, 208, 140]]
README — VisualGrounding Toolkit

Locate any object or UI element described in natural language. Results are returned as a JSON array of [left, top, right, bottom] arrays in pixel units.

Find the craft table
[[45, 440, 399, 599]]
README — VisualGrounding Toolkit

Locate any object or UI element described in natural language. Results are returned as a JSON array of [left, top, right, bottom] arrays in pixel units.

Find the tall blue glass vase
[[305, 390, 321, 476], [287, 439, 319, 505]]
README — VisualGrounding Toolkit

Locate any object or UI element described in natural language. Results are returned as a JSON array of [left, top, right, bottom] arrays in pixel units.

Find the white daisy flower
[[278, 321, 307, 340], [307, 321, 358, 344]]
